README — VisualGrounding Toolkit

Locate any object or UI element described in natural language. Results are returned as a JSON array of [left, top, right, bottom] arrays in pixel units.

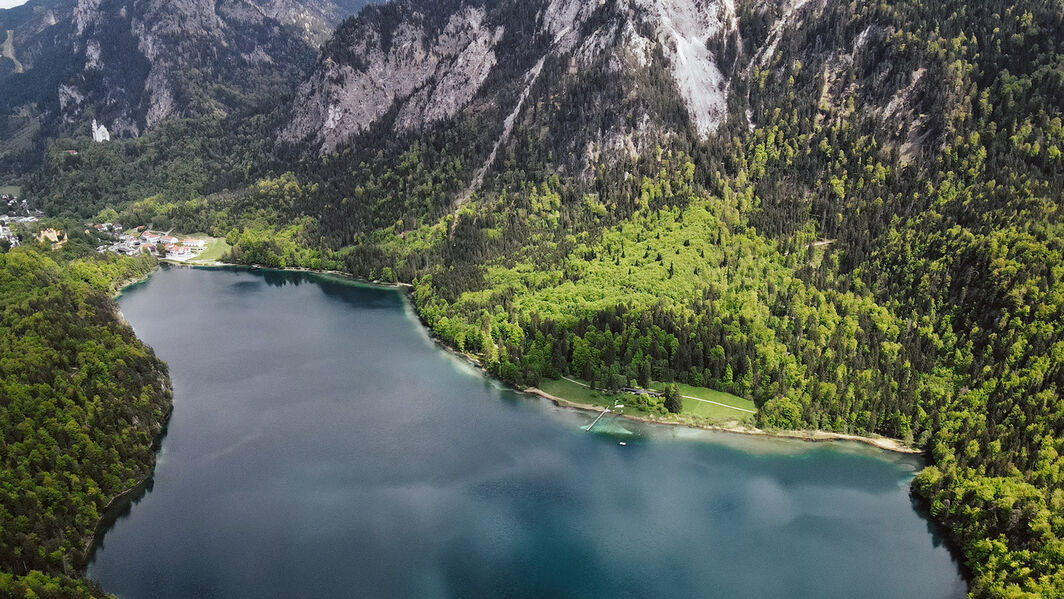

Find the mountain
[[280, 0, 739, 167], [272, 0, 965, 250], [261, 2, 1060, 597], [278, 0, 953, 207], [257, 0, 372, 45], [0, 0, 370, 165]]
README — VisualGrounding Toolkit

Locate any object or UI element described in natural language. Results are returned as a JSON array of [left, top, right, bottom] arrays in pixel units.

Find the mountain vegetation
[[0, 0, 1061, 596], [217, 1, 1064, 595], [0, 0, 372, 177], [0, 246, 171, 598]]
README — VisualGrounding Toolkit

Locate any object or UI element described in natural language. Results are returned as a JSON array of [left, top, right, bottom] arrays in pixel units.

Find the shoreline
[[160, 260, 922, 456], [524, 385, 919, 453], [79, 406, 172, 568], [83, 266, 171, 570], [174, 259, 413, 289], [111, 269, 159, 299]]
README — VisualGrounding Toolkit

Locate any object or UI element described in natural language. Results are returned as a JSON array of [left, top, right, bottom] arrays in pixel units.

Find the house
[[165, 244, 191, 257], [183, 238, 207, 248], [159, 235, 178, 245], [620, 386, 662, 398], [141, 232, 161, 244]]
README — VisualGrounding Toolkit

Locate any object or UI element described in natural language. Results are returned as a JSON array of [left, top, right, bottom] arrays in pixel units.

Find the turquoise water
[[89, 266, 967, 598]]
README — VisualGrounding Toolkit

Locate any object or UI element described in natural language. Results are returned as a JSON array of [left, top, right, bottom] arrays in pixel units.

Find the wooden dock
[[585, 409, 609, 432]]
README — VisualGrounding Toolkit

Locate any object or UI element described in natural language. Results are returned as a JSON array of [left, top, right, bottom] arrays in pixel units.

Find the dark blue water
[[88, 266, 967, 598]]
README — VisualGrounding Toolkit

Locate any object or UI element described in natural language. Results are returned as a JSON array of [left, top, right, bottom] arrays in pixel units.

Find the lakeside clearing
[[542, 376, 757, 425], [187, 237, 230, 263], [153, 235, 229, 264], [530, 375, 917, 453], [649, 381, 757, 421]]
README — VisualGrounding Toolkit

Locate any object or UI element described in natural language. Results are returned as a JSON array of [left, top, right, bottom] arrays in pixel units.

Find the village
[[92, 222, 210, 261], [0, 186, 219, 261], [0, 191, 42, 249]]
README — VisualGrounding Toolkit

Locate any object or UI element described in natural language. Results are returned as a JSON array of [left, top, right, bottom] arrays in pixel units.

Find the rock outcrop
[[0, 0, 365, 139], [280, 0, 742, 160]]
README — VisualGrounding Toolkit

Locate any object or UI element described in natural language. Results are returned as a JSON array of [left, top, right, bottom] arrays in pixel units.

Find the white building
[[91, 120, 111, 142]]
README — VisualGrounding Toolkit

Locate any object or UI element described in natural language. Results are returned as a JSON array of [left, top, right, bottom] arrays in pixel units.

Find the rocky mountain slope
[[280, 0, 741, 167], [257, 0, 371, 45], [279, 0, 946, 192], [275, 0, 953, 244], [0, 0, 367, 154]]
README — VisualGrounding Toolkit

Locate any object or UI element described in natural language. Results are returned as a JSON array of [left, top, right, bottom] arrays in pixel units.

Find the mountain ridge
[[280, 0, 741, 171], [0, 0, 369, 161]]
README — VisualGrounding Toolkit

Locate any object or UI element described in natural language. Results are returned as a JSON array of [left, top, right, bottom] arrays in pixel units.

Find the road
[[561, 376, 756, 414]]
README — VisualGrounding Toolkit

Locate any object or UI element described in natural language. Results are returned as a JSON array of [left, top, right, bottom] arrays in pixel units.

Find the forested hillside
[[738, 1, 1064, 594], [207, 0, 1064, 595], [2, 0, 1062, 596], [0, 248, 171, 598]]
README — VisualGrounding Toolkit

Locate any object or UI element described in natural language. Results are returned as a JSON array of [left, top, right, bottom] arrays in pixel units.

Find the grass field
[[537, 377, 662, 418], [650, 381, 756, 423], [539, 376, 757, 424], [194, 238, 229, 261], [192, 237, 230, 262], [538, 377, 614, 407], [678, 396, 755, 422], [0, 185, 21, 197]]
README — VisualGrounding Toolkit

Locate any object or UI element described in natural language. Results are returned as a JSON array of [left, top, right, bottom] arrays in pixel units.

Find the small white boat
[[619, 442, 627, 446]]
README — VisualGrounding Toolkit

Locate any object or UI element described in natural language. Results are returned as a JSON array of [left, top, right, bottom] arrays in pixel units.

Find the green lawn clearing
[[187, 237, 230, 263]]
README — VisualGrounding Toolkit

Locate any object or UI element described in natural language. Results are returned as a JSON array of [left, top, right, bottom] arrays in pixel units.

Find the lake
[[88, 266, 968, 598]]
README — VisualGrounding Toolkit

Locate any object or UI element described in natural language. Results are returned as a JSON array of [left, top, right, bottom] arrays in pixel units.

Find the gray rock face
[[281, 0, 740, 157], [0, 0, 360, 137], [256, 0, 368, 45], [124, 0, 279, 128], [638, 0, 735, 138], [280, 5, 504, 154]]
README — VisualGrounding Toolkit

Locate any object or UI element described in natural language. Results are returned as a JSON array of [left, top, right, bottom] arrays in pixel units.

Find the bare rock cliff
[[281, 4, 504, 153], [281, 0, 741, 159], [0, 0, 359, 138]]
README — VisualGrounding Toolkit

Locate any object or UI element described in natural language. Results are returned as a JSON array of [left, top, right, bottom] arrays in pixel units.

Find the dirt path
[[2, 30, 23, 74]]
